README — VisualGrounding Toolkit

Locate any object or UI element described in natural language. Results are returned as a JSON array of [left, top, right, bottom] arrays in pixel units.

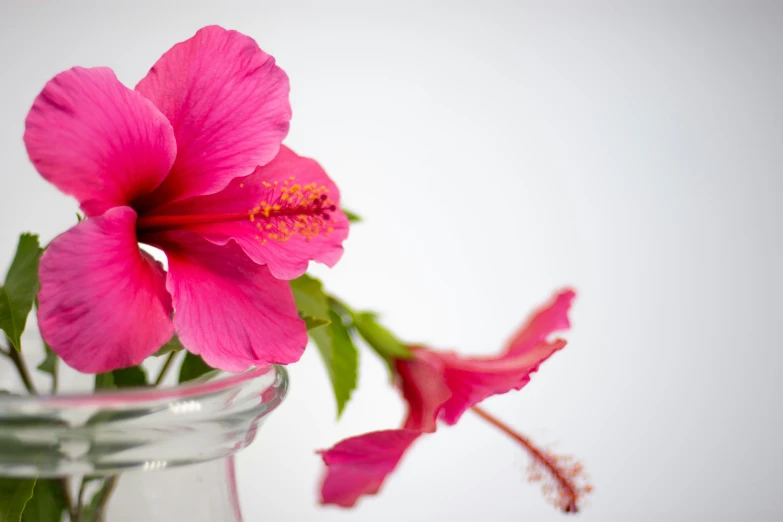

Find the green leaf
[[304, 316, 330, 331], [94, 366, 148, 391], [153, 334, 185, 357], [311, 309, 359, 418], [352, 312, 412, 361], [0, 478, 36, 522], [36, 344, 56, 376], [342, 209, 362, 223], [112, 366, 148, 388], [75, 213, 84, 222], [94, 372, 114, 390], [35, 344, 58, 394], [291, 274, 333, 331], [179, 352, 216, 384], [290, 274, 330, 323], [0, 234, 43, 350], [20, 480, 65, 522]]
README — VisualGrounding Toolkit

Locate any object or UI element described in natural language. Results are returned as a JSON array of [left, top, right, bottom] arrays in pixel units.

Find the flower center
[[135, 177, 338, 244], [248, 178, 338, 244]]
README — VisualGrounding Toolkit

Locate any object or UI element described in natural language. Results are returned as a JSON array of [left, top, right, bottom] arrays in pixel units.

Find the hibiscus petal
[[436, 339, 567, 425], [135, 25, 291, 208], [395, 350, 451, 432], [142, 146, 349, 280], [154, 231, 306, 371], [37, 207, 174, 373], [24, 67, 176, 216], [319, 429, 422, 507], [504, 289, 575, 356]]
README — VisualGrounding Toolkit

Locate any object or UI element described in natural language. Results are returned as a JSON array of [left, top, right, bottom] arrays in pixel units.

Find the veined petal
[[37, 207, 173, 373], [396, 350, 451, 432], [435, 339, 567, 425], [153, 231, 306, 371], [504, 289, 575, 356], [24, 67, 176, 216], [140, 146, 349, 280], [319, 429, 422, 508], [135, 25, 291, 208]]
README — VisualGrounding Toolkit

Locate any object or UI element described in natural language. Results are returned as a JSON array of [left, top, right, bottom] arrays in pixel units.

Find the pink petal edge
[[319, 429, 422, 508], [436, 339, 568, 425], [396, 350, 452, 432], [153, 230, 307, 371], [24, 67, 176, 216], [504, 288, 575, 356], [37, 207, 174, 373], [135, 25, 291, 209]]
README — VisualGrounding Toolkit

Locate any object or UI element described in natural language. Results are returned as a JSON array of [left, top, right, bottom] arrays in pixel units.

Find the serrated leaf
[[342, 209, 362, 223], [20, 480, 65, 522], [352, 312, 412, 361], [179, 352, 216, 384], [0, 234, 43, 351], [153, 334, 185, 357], [0, 478, 36, 522], [290, 274, 330, 325], [36, 344, 56, 376], [311, 309, 358, 418]]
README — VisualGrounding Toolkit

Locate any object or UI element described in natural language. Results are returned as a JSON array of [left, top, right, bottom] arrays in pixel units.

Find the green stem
[[8, 345, 38, 396], [73, 478, 87, 522], [153, 351, 177, 387], [93, 476, 118, 522], [50, 354, 59, 395]]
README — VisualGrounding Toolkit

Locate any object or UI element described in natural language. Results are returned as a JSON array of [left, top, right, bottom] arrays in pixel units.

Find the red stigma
[[471, 406, 591, 514]]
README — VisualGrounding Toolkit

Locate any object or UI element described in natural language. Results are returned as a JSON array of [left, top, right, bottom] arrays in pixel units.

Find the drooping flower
[[24, 26, 349, 373], [319, 290, 591, 511]]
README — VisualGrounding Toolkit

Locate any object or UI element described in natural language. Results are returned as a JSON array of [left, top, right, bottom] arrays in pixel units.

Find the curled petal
[[143, 146, 349, 279], [135, 25, 291, 208], [153, 231, 307, 371], [435, 339, 567, 425], [24, 67, 176, 216], [319, 429, 421, 507], [37, 207, 173, 373], [396, 351, 451, 432], [504, 289, 575, 356]]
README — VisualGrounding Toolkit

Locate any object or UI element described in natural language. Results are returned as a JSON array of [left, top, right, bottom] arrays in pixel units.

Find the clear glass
[[0, 364, 288, 521]]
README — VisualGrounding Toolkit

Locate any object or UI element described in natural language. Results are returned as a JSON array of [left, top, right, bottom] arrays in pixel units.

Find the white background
[[1, 1, 782, 521]]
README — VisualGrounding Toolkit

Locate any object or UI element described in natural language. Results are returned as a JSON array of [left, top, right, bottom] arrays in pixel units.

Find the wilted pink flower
[[319, 290, 591, 511], [25, 26, 349, 373]]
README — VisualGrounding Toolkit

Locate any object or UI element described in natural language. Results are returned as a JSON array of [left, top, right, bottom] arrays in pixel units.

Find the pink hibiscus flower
[[319, 290, 591, 512], [24, 26, 349, 373]]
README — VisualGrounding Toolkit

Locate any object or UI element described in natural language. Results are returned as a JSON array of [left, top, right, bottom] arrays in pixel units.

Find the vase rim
[[0, 365, 289, 477], [0, 364, 286, 408]]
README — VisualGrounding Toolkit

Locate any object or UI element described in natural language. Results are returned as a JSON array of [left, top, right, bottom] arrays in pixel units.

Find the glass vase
[[0, 364, 288, 521]]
